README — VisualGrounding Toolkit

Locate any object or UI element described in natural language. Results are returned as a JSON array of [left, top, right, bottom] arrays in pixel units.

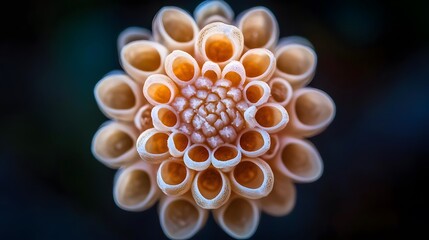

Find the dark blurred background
[[1, 0, 428, 239]]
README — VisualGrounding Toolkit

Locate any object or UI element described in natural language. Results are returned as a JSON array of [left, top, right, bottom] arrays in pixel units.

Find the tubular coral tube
[[159, 193, 208, 239], [153, 7, 199, 54], [92, 121, 139, 168], [113, 161, 160, 211], [237, 7, 279, 51], [94, 73, 144, 121], [213, 194, 260, 239], [120, 40, 168, 84]]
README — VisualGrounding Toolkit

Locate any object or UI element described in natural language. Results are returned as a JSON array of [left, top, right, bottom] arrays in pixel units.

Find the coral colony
[[91, 1, 335, 239]]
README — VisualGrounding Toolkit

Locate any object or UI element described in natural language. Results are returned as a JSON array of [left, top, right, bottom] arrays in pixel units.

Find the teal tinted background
[[1, 0, 428, 239]]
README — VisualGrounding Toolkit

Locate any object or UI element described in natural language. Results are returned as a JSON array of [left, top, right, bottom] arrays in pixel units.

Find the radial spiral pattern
[[91, 1, 335, 239]]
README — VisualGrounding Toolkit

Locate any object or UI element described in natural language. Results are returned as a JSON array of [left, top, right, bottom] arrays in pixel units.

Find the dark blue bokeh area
[[1, 0, 428, 239]]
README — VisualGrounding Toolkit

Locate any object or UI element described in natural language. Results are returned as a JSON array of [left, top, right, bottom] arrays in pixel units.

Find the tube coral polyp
[[91, 1, 335, 239]]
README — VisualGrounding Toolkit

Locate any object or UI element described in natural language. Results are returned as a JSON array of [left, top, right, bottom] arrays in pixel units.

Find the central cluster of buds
[[172, 62, 248, 148], [173, 62, 247, 148], [91, 1, 335, 239]]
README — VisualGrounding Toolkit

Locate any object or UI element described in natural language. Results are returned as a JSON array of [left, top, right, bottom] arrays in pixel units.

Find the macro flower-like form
[[91, 1, 335, 239]]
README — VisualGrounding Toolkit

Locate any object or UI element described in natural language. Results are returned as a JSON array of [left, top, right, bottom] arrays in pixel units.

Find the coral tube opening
[[295, 91, 334, 126], [223, 198, 254, 236], [161, 161, 187, 185], [233, 161, 264, 189], [124, 45, 161, 71], [198, 168, 222, 199], [205, 34, 234, 62], [189, 145, 209, 162], [242, 10, 275, 48], [173, 133, 188, 152], [172, 57, 196, 81], [281, 143, 315, 178], [239, 130, 265, 152], [96, 129, 133, 158], [118, 170, 151, 205], [255, 105, 283, 128], [145, 133, 169, 154], [245, 84, 264, 104], [162, 10, 195, 42], [165, 200, 199, 234], [99, 81, 136, 109], [214, 146, 238, 161], [242, 52, 270, 78], [157, 107, 178, 127], [147, 84, 172, 104], [277, 47, 314, 75]]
